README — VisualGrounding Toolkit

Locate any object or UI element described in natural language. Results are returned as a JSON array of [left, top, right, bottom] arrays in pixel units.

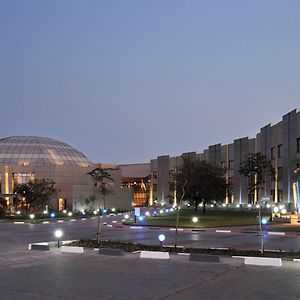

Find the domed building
[[0, 136, 132, 211]]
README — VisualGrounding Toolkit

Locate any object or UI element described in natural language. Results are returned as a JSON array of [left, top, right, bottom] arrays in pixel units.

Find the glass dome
[[0, 136, 91, 167]]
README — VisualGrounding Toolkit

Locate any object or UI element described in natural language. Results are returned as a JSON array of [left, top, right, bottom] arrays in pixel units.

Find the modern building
[[119, 163, 150, 207], [0, 136, 132, 212], [149, 109, 300, 213]]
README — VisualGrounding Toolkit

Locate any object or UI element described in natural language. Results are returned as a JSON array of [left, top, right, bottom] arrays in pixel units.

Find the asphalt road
[[1, 215, 300, 300], [1, 214, 300, 253]]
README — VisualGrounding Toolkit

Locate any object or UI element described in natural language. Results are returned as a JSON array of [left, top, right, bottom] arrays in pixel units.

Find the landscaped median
[[28, 238, 300, 267], [123, 208, 273, 228]]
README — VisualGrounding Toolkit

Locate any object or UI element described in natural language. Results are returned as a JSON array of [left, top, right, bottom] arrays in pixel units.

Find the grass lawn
[[126, 208, 271, 228], [268, 226, 300, 232]]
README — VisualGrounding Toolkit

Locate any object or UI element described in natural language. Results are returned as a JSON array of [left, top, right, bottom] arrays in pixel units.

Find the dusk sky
[[1, 0, 300, 164]]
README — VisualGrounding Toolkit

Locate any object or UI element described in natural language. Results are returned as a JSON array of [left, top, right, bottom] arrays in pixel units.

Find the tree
[[239, 153, 274, 203], [14, 179, 57, 212], [239, 153, 274, 254], [87, 167, 115, 243], [175, 159, 226, 214]]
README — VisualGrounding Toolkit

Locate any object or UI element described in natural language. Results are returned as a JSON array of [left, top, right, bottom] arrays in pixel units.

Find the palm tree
[[87, 167, 115, 243]]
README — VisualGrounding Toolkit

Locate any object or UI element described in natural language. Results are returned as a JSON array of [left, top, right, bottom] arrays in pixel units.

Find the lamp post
[[158, 234, 166, 249], [54, 229, 63, 248], [192, 216, 198, 229]]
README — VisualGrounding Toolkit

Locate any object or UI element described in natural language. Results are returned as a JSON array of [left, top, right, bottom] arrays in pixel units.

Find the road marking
[[216, 230, 231, 233], [57, 220, 64, 223], [169, 228, 183, 231], [14, 222, 25, 224], [130, 226, 143, 229], [112, 220, 117, 223], [42, 221, 49, 224]]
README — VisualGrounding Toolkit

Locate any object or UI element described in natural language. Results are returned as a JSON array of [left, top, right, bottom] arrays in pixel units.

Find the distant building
[[149, 109, 300, 212], [119, 163, 150, 207], [0, 136, 131, 211]]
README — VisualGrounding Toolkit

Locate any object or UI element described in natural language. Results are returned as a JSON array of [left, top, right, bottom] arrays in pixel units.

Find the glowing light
[[273, 206, 279, 213], [210, 204, 214, 208], [266, 204, 271, 208], [50, 212, 55, 218], [247, 204, 252, 208], [236, 204, 240, 208], [16, 211, 21, 215], [222, 203, 226, 207], [159, 209, 164, 214], [166, 209, 169, 213], [54, 229, 63, 238], [93, 210, 98, 215], [261, 219, 268, 225], [111, 208, 116, 212], [256, 204, 260, 209], [29, 214, 35, 219], [63, 210, 67, 214], [281, 208, 287, 214], [158, 234, 166, 242], [192, 217, 198, 223], [103, 209, 107, 214], [145, 211, 150, 216], [43, 210, 48, 215], [279, 204, 285, 210], [124, 214, 129, 219], [138, 216, 144, 221], [170, 208, 174, 212]]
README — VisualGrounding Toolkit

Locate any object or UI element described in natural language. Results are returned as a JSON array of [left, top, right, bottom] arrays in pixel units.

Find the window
[[297, 138, 300, 153], [278, 145, 283, 158], [271, 147, 275, 160]]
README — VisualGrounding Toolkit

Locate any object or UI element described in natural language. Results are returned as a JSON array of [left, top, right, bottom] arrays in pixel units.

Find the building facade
[[0, 136, 132, 212], [149, 109, 300, 212]]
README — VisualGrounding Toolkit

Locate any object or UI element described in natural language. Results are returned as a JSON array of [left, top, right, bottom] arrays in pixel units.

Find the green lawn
[[126, 209, 271, 228], [268, 226, 300, 232]]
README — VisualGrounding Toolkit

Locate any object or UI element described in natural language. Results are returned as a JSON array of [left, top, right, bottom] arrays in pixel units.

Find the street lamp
[[158, 234, 166, 249], [54, 229, 63, 248], [192, 216, 198, 229]]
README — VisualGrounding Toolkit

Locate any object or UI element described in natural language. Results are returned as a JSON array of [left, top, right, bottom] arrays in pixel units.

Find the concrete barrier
[[190, 254, 220, 262], [267, 232, 285, 236], [99, 248, 125, 256], [61, 246, 84, 254], [140, 251, 170, 260], [29, 242, 50, 251], [244, 257, 282, 266]]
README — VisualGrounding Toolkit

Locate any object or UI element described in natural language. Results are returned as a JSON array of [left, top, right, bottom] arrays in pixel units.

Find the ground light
[[192, 216, 198, 223], [54, 229, 63, 248], [158, 234, 166, 248], [43, 210, 48, 215], [29, 214, 35, 220], [261, 219, 268, 225], [67, 212, 72, 217], [192, 216, 199, 229]]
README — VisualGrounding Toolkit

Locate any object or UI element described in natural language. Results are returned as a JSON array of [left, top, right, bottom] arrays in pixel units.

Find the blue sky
[[1, 0, 300, 163]]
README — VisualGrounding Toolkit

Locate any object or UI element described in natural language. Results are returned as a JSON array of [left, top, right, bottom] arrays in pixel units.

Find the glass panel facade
[[0, 136, 91, 167]]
